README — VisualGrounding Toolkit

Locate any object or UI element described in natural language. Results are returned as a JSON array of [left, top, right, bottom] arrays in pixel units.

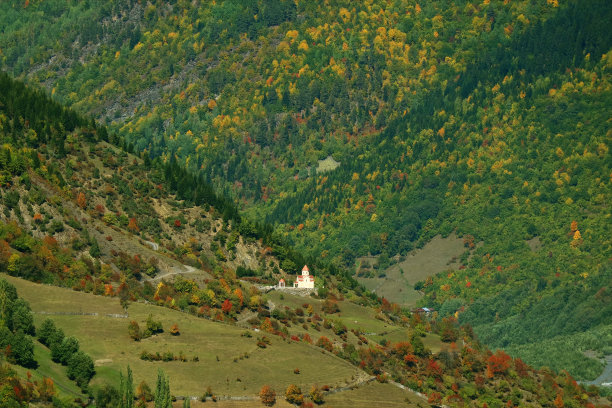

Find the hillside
[[0, 74, 608, 407], [0, 70, 374, 308], [3, 273, 608, 408], [1, 0, 611, 391]]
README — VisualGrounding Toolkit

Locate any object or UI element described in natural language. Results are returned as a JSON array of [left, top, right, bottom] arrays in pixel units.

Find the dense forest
[[0, 0, 610, 382], [2, 75, 608, 408]]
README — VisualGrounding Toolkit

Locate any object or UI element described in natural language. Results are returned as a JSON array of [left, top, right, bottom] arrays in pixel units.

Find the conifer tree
[[154, 369, 171, 408], [120, 365, 134, 408]]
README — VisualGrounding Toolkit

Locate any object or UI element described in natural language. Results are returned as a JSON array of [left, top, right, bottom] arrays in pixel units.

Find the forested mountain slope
[[0, 71, 375, 325], [1, 0, 611, 381], [3, 75, 609, 408]]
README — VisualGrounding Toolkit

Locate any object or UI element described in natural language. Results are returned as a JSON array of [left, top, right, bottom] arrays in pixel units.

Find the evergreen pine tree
[[154, 369, 171, 408], [119, 372, 125, 408], [163, 374, 171, 408], [126, 365, 134, 408], [154, 369, 164, 408], [120, 365, 134, 408]]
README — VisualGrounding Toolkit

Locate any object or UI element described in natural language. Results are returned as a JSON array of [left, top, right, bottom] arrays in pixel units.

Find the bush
[[95, 384, 121, 408], [11, 331, 37, 368], [11, 298, 35, 335], [128, 320, 142, 341], [144, 314, 163, 337], [136, 380, 154, 402], [67, 351, 95, 389], [51, 336, 79, 365], [316, 336, 334, 352], [322, 299, 340, 314], [259, 385, 276, 406], [309, 385, 324, 405], [285, 384, 303, 405]]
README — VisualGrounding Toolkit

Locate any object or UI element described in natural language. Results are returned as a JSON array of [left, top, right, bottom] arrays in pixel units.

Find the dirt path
[[235, 310, 258, 325], [150, 264, 199, 281]]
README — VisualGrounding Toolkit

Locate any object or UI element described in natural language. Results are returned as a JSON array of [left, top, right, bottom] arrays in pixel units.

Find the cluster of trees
[[347, 318, 601, 407], [0, 362, 58, 406], [0, 279, 36, 368], [139, 350, 194, 363], [38, 319, 95, 390], [95, 366, 184, 408], [128, 315, 163, 341]]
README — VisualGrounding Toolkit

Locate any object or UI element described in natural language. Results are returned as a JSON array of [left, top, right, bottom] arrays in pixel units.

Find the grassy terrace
[[3, 274, 365, 397]]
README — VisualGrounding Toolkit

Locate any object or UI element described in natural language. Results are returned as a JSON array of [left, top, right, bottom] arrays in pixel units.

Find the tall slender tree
[[154, 369, 171, 408], [120, 365, 134, 408]]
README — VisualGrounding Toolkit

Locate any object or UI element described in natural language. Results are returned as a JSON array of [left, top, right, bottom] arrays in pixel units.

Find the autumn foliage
[[221, 299, 232, 314], [316, 336, 333, 352], [128, 217, 139, 232], [76, 192, 86, 209], [285, 384, 303, 405], [486, 350, 512, 378], [259, 385, 276, 406]]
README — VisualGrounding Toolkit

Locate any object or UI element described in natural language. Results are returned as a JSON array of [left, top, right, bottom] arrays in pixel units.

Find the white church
[[277, 265, 314, 289], [294, 265, 315, 289]]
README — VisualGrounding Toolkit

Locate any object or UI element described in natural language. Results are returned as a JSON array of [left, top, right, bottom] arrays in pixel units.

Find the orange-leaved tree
[[259, 385, 276, 406], [221, 299, 232, 314], [285, 384, 303, 405], [76, 192, 87, 209], [128, 217, 139, 232], [486, 350, 512, 378]]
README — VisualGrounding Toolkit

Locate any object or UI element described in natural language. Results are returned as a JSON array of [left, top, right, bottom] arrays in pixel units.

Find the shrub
[[67, 351, 95, 389], [285, 384, 303, 405], [51, 336, 79, 365], [37, 319, 57, 346], [11, 331, 37, 368], [136, 380, 153, 402], [322, 299, 340, 314], [143, 314, 163, 337], [316, 336, 333, 352], [259, 385, 276, 406], [128, 321, 142, 341], [309, 385, 324, 405], [95, 384, 120, 408], [256, 336, 271, 348]]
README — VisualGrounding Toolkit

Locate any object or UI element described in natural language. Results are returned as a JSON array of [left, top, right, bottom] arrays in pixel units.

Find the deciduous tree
[[259, 385, 276, 406], [285, 384, 303, 405]]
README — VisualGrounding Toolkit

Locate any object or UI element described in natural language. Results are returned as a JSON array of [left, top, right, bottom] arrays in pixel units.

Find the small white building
[[278, 278, 286, 288], [294, 265, 314, 289]]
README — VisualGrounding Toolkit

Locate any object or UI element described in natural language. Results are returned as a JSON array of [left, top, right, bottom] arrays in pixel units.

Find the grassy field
[[265, 290, 408, 345], [324, 382, 428, 408], [3, 274, 365, 397], [357, 234, 466, 307], [316, 155, 341, 173]]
